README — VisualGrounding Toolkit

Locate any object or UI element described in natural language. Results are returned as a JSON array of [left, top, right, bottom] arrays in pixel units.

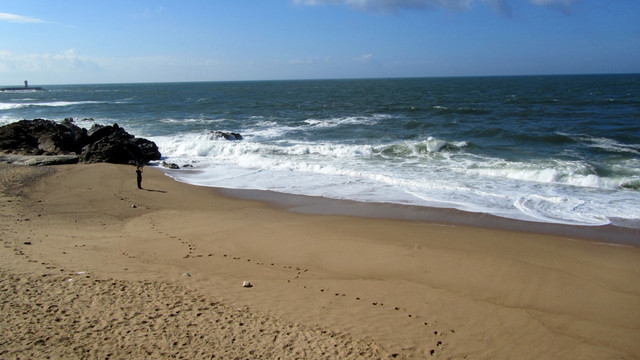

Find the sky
[[1, 0, 639, 85]]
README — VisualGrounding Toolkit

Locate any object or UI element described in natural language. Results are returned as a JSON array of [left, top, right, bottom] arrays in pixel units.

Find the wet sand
[[1, 163, 639, 359]]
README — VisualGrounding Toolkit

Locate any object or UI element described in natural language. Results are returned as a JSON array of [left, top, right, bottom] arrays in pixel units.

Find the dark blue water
[[2, 74, 639, 227]]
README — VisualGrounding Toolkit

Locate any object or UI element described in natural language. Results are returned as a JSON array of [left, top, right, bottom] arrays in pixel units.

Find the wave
[[0, 103, 23, 110], [160, 117, 228, 125], [464, 157, 640, 191], [551, 133, 640, 155], [583, 136, 640, 155], [0, 100, 105, 110], [303, 114, 389, 128], [151, 132, 640, 227], [377, 137, 468, 156], [154, 132, 639, 193], [153, 132, 468, 162], [514, 194, 611, 226], [431, 105, 491, 115], [0, 115, 20, 126]]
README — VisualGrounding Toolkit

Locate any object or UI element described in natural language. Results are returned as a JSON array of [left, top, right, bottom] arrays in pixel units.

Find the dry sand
[[1, 162, 639, 359]]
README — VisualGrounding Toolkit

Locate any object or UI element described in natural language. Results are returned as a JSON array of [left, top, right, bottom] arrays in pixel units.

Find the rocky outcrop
[[0, 119, 161, 165], [79, 123, 161, 164], [0, 118, 87, 155], [0, 154, 79, 166], [161, 161, 180, 169], [211, 131, 243, 141]]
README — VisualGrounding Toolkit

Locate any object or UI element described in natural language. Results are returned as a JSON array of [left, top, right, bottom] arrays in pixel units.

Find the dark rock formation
[[0, 118, 87, 155], [0, 154, 79, 166], [211, 131, 243, 141], [0, 119, 161, 165], [161, 161, 180, 169], [24, 155, 79, 166]]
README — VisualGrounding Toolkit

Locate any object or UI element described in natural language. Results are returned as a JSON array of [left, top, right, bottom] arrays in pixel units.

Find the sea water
[[2, 75, 639, 228]]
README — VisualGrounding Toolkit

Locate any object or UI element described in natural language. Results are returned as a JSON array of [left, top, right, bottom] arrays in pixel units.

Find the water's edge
[[161, 170, 640, 247]]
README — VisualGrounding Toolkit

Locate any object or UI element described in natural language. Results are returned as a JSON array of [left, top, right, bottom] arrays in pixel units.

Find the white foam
[[0, 103, 24, 110], [514, 194, 611, 226], [151, 130, 640, 227], [0, 100, 104, 110], [303, 115, 384, 128], [567, 134, 640, 155]]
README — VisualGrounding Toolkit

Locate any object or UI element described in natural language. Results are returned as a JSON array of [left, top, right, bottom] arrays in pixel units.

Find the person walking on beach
[[136, 166, 143, 189]]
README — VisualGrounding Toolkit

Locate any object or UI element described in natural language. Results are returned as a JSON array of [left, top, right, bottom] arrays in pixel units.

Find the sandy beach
[[1, 162, 639, 359]]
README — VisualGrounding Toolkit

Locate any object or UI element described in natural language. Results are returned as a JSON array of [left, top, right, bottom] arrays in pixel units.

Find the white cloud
[[294, 0, 473, 12], [356, 53, 374, 61], [294, 0, 580, 14], [287, 56, 330, 65], [529, 0, 577, 5], [529, 0, 579, 13], [0, 12, 45, 23], [135, 6, 165, 19], [0, 49, 231, 83], [0, 49, 102, 74], [288, 58, 314, 65]]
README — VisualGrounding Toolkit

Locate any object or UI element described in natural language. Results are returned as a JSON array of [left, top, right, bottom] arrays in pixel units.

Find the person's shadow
[[144, 188, 167, 193]]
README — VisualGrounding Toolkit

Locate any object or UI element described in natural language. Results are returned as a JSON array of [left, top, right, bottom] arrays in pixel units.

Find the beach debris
[[242, 281, 253, 288], [182, 272, 191, 277], [23, 241, 32, 245], [131, 204, 137, 208]]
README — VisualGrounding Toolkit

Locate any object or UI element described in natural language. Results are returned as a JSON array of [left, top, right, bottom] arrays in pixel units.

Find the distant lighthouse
[[0, 80, 44, 92]]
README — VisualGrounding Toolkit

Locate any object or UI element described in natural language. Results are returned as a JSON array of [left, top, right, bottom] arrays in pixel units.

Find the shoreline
[[2, 163, 639, 359], [163, 171, 640, 247]]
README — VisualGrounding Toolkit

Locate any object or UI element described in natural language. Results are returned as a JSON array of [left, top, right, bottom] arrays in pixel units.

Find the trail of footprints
[[4, 192, 454, 359], [147, 216, 204, 260], [145, 217, 455, 358]]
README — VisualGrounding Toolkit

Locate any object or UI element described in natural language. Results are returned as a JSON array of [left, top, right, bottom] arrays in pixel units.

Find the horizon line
[[3, 72, 639, 87]]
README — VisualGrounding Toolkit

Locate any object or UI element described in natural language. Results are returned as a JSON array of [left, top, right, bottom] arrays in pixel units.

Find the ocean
[[2, 75, 639, 229]]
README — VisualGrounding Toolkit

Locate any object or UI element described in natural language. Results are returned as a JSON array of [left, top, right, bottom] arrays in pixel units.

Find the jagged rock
[[211, 131, 243, 141], [0, 118, 88, 155], [161, 161, 180, 169], [23, 155, 79, 166], [0, 119, 160, 165], [133, 138, 161, 162], [80, 136, 156, 165], [87, 123, 127, 143]]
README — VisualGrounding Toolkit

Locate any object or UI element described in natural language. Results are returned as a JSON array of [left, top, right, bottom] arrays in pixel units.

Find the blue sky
[[1, 0, 639, 84]]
